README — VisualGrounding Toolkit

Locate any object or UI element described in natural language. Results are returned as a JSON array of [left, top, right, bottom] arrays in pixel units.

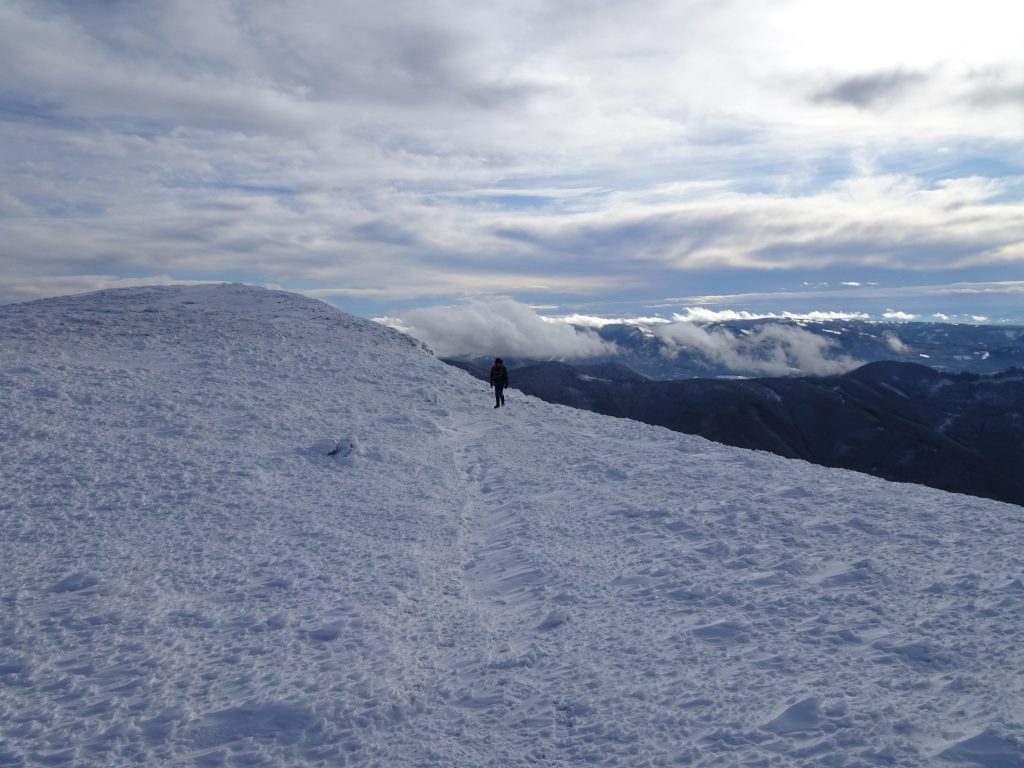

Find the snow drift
[[1, 284, 1022, 767]]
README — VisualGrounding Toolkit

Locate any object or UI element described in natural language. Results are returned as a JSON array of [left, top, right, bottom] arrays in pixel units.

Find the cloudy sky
[[2, 0, 1023, 324]]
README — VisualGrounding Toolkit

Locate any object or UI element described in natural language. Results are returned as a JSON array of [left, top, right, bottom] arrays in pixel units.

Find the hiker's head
[[495, 358, 503, 365]]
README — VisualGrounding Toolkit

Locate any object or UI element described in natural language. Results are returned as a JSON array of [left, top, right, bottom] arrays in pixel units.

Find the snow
[[879, 381, 910, 399], [2, 283, 1023, 767]]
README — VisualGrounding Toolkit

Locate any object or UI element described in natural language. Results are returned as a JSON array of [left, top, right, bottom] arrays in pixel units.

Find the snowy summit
[[2, 284, 1022, 767]]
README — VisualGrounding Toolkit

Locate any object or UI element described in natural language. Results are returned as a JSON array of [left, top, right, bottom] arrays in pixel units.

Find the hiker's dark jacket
[[489, 364, 509, 388]]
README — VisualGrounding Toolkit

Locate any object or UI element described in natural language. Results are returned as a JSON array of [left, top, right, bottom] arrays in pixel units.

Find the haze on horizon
[[1, 0, 1023, 323]]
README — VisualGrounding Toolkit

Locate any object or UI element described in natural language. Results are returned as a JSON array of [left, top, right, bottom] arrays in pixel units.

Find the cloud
[[883, 310, 917, 321], [390, 299, 863, 376], [385, 298, 616, 358], [670, 308, 870, 323], [485, 176, 1024, 275], [663, 280, 1024, 308], [966, 65, 1024, 109], [0, 274, 216, 305], [812, 70, 929, 109], [545, 314, 671, 329], [648, 281, 1024, 326], [883, 332, 910, 354], [1, 0, 1023, 311], [653, 322, 862, 377]]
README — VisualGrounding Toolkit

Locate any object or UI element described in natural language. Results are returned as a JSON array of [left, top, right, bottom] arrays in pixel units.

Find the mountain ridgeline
[[591, 318, 1024, 378], [448, 358, 1024, 507], [588, 318, 1023, 379]]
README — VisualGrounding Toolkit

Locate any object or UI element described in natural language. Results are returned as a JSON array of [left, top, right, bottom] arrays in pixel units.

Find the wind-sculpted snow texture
[[2, 285, 1023, 767]]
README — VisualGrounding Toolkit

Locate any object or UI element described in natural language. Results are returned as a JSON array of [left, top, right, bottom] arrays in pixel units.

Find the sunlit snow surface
[[2, 284, 1023, 767]]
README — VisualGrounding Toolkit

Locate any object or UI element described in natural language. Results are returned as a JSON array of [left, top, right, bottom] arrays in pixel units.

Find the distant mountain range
[[447, 358, 1024, 507], [451, 318, 1024, 379]]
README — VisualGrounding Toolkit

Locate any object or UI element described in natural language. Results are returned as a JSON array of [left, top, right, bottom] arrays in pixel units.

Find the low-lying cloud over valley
[[386, 299, 865, 377], [385, 298, 616, 359]]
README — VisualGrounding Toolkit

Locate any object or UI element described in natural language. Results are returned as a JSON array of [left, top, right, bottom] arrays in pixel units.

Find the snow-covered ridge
[[2, 284, 1022, 767]]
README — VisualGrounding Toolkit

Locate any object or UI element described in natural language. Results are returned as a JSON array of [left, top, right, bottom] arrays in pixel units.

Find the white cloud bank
[[653, 322, 861, 377], [384, 298, 615, 359], [391, 299, 863, 376], [669, 308, 871, 323]]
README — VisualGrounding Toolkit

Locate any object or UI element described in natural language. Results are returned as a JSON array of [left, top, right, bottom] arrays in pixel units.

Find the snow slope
[[2, 284, 1023, 767]]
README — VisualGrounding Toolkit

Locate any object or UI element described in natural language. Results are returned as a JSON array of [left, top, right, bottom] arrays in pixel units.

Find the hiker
[[489, 358, 509, 408]]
